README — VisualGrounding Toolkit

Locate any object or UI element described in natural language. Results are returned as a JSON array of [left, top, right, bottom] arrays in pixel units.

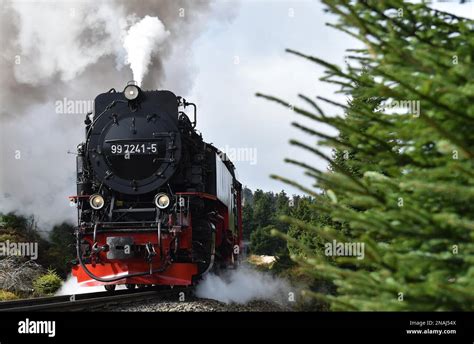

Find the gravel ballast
[[112, 295, 292, 312]]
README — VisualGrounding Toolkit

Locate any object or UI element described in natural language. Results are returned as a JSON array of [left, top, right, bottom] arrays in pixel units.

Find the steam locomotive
[[70, 82, 242, 290]]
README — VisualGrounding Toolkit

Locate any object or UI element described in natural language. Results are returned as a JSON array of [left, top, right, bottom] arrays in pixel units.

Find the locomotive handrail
[[104, 138, 165, 143], [112, 208, 156, 212], [177, 96, 197, 128], [184, 101, 197, 128]]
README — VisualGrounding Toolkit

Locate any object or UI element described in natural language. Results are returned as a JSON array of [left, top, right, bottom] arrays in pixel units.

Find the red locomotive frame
[[71, 190, 243, 288]]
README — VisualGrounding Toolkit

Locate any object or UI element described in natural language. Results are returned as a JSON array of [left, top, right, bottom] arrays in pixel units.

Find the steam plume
[[124, 16, 170, 86], [56, 275, 126, 295], [195, 266, 292, 304]]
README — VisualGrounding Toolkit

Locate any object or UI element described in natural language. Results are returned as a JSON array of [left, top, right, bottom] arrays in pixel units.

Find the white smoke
[[123, 16, 170, 86], [56, 275, 126, 295], [9, 2, 129, 86], [57, 266, 292, 302], [195, 266, 292, 304], [0, 0, 224, 229]]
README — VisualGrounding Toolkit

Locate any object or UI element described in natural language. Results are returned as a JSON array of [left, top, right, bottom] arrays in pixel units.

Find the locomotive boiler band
[[70, 82, 243, 290]]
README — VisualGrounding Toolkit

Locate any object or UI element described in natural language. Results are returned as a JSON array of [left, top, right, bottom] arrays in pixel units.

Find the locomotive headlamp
[[124, 84, 140, 100], [154, 193, 170, 209], [89, 194, 105, 210]]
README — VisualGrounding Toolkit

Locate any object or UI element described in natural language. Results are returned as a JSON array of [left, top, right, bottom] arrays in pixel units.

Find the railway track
[[0, 286, 193, 312]]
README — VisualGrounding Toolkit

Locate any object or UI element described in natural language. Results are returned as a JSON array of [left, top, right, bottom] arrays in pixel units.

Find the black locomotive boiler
[[70, 82, 242, 290]]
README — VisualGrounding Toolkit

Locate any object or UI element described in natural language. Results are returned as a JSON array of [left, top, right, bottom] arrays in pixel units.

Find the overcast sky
[[168, 0, 473, 195], [180, 0, 358, 194]]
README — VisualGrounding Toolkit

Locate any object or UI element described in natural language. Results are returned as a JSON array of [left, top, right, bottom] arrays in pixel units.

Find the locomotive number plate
[[109, 143, 158, 155]]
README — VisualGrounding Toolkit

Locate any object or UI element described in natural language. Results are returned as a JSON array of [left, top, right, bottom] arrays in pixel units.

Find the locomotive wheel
[[125, 284, 136, 290], [104, 284, 116, 292], [192, 220, 215, 276]]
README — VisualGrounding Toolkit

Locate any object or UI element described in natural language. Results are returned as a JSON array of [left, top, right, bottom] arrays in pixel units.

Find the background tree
[[252, 189, 275, 229], [0, 213, 75, 279], [243, 189, 293, 261], [250, 225, 286, 256], [46, 223, 76, 278], [242, 187, 255, 241]]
